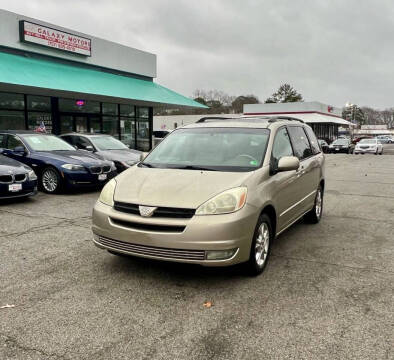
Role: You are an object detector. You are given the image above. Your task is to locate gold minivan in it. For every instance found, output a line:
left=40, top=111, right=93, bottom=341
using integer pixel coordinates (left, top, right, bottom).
left=92, top=117, right=325, bottom=275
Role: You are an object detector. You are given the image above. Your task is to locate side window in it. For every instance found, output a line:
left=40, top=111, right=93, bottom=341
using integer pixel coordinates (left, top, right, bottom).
left=304, top=126, right=321, bottom=155
left=75, top=136, right=91, bottom=150
left=7, top=135, right=25, bottom=150
left=61, top=136, right=74, bottom=145
left=272, top=127, right=294, bottom=166
left=287, top=126, right=313, bottom=160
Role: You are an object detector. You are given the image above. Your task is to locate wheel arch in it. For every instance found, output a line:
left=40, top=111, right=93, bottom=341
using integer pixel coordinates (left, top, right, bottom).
left=259, top=204, right=277, bottom=238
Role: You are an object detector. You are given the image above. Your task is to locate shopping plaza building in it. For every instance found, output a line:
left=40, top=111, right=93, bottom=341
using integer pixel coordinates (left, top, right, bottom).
left=0, top=9, right=205, bottom=151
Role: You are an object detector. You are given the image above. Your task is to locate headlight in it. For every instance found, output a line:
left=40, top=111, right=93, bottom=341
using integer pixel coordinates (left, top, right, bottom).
left=99, top=178, right=116, bottom=206
left=61, top=164, right=85, bottom=171
left=196, top=187, right=247, bottom=215
left=28, top=170, right=37, bottom=181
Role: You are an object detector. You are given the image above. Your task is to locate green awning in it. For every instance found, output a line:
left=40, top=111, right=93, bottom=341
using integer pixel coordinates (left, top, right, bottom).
left=0, top=51, right=207, bottom=108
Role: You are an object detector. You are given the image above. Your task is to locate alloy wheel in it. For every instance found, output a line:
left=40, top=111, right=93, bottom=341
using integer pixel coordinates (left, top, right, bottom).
left=255, top=223, right=270, bottom=267
left=42, top=169, right=58, bottom=193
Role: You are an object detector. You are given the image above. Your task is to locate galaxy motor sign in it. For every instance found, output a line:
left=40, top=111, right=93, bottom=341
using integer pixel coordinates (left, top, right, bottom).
left=20, top=21, right=91, bottom=56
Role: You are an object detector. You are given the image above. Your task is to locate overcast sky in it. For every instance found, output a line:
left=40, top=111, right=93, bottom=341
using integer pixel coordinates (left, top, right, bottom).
left=1, top=0, right=393, bottom=109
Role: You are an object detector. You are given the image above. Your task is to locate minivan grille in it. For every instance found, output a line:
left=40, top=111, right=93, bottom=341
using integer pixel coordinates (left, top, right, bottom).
left=110, top=217, right=185, bottom=233
left=114, top=201, right=195, bottom=219
left=97, top=235, right=206, bottom=260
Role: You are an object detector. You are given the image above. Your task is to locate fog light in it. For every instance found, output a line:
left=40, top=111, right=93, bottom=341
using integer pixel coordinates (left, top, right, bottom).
left=206, top=249, right=238, bottom=260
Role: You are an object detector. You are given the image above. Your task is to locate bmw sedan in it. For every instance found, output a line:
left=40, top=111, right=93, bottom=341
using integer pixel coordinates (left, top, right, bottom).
left=0, top=131, right=117, bottom=193
left=0, top=152, right=37, bottom=200
left=60, top=133, right=141, bottom=173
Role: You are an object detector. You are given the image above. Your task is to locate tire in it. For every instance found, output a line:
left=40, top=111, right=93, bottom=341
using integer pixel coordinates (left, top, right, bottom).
left=380, top=149, right=383, bottom=155
left=304, top=186, right=323, bottom=224
left=246, top=214, right=272, bottom=276
left=40, top=167, right=63, bottom=194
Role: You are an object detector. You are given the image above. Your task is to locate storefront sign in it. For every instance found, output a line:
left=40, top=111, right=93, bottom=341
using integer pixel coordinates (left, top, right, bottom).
left=19, top=21, right=91, bottom=56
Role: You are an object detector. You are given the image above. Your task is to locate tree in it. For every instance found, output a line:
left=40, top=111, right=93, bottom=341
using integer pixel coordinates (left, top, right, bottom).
left=265, top=84, right=304, bottom=103
left=231, top=95, right=259, bottom=113
left=343, top=104, right=365, bottom=125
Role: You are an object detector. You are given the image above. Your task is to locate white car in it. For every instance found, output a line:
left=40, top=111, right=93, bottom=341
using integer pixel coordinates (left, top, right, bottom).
left=354, top=138, right=383, bottom=155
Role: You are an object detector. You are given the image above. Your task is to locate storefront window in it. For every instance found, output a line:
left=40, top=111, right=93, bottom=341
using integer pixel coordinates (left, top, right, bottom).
left=137, top=120, right=150, bottom=151
left=28, top=112, right=52, bottom=133
left=60, top=115, right=73, bottom=134
left=102, top=103, right=118, bottom=115
left=0, top=110, right=25, bottom=130
left=27, top=96, right=51, bottom=111
left=120, top=104, right=135, bottom=117
left=59, top=98, right=100, bottom=113
left=138, top=107, right=149, bottom=118
left=103, top=116, right=119, bottom=137
left=120, top=117, right=135, bottom=148
left=0, top=92, right=24, bottom=110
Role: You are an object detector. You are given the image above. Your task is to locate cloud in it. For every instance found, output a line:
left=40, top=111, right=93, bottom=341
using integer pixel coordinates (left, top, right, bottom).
left=1, top=0, right=393, bottom=108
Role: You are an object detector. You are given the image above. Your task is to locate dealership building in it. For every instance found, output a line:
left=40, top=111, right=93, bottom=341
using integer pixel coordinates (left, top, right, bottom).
left=0, top=9, right=205, bottom=151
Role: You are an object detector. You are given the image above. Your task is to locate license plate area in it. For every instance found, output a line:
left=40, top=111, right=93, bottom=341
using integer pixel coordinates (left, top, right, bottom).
left=9, top=183, right=22, bottom=192
left=98, top=174, right=107, bottom=181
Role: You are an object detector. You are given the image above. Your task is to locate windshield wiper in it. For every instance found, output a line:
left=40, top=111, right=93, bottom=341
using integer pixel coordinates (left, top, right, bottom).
left=140, top=162, right=156, bottom=168
left=174, top=165, right=218, bottom=171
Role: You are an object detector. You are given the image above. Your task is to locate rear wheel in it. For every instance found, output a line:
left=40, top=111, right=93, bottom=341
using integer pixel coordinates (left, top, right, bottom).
left=305, top=186, right=323, bottom=224
left=246, top=214, right=272, bottom=276
left=41, top=167, right=62, bottom=194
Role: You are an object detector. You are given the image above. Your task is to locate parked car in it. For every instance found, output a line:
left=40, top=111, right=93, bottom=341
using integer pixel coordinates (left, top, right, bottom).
left=354, top=138, right=383, bottom=155
left=376, top=135, right=394, bottom=144
left=328, top=138, right=354, bottom=153
left=60, top=133, right=141, bottom=173
left=318, top=139, right=329, bottom=153
left=92, top=116, right=325, bottom=276
left=0, top=131, right=117, bottom=193
left=0, top=152, right=37, bottom=200
left=352, top=136, right=373, bottom=144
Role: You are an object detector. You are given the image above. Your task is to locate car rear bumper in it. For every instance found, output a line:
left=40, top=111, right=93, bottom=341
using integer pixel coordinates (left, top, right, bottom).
left=91, top=201, right=259, bottom=266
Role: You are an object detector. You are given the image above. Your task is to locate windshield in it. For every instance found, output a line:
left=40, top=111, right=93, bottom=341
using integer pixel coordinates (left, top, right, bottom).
left=359, top=139, right=376, bottom=144
left=142, top=127, right=270, bottom=172
left=90, top=136, right=128, bottom=151
left=24, top=135, right=75, bottom=151
left=332, top=139, right=348, bottom=145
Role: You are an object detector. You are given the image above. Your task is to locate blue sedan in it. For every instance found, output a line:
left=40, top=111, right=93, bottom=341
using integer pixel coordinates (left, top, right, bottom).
left=0, top=131, right=117, bottom=194
left=0, top=153, right=38, bottom=200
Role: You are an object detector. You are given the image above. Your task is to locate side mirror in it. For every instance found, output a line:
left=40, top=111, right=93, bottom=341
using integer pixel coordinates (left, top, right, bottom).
left=85, top=145, right=94, bottom=152
left=13, top=146, right=26, bottom=155
left=140, top=152, right=148, bottom=161
left=277, top=156, right=300, bottom=172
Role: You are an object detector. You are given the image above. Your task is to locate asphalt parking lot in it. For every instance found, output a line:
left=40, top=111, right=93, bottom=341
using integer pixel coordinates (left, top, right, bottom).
left=1, top=153, right=393, bottom=359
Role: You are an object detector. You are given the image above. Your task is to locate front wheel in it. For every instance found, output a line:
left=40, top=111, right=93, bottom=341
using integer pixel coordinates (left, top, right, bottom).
left=41, top=167, right=62, bottom=193
left=304, top=186, right=323, bottom=224
left=246, top=214, right=272, bottom=276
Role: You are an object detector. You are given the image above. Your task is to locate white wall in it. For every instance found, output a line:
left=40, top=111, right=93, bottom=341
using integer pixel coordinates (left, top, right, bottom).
left=0, top=9, right=156, bottom=78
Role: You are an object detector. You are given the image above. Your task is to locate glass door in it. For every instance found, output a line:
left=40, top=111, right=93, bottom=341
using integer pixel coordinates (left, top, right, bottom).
left=75, top=116, right=88, bottom=133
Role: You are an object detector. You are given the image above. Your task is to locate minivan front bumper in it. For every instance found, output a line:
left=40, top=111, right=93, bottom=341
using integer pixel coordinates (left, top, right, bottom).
left=91, top=201, right=259, bottom=266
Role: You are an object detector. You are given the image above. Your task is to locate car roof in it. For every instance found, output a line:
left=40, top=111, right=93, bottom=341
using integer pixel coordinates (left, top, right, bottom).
left=60, top=133, right=112, bottom=138
left=180, top=116, right=306, bottom=130
left=0, top=130, right=54, bottom=136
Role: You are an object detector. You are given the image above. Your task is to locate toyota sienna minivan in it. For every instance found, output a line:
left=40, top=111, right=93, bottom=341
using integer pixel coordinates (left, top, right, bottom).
left=92, top=116, right=325, bottom=275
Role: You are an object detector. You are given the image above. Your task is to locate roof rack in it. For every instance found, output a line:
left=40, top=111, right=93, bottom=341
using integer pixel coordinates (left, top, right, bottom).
left=267, top=116, right=304, bottom=123
left=196, top=116, right=233, bottom=123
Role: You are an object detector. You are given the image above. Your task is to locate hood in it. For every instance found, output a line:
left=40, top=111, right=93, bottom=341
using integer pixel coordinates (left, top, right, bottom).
left=0, top=155, right=30, bottom=174
left=34, top=150, right=108, bottom=165
left=95, top=149, right=141, bottom=163
left=114, top=166, right=253, bottom=208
